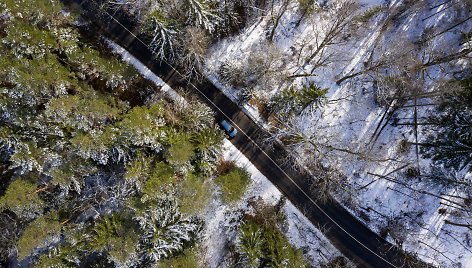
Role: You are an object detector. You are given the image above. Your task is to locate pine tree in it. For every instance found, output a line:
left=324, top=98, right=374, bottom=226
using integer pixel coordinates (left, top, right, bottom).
left=164, top=129, right=195, bottom=173
left=135, top=198, right=203, bottom=264
left=0, top=179, right=43, bottom=220
left=183, top=0, right=220, bottom=32
left=239, top=222, right=264, bottom=268
left=143, top=10, right=179, bottom=61
left=118, top=104, right=166, bottom=151
left=88, top=213, right=139, bottom=266
left=423, top=78, right=472, bottom=171
left=272, top=82, right=328, bottom=118
left=236, top=202, right=309, bottom=268
left=191, top=127, right=223, bottom=175
left=142, top=162, right=175, bottom=198
left=16, top=214, right=62, bottom=260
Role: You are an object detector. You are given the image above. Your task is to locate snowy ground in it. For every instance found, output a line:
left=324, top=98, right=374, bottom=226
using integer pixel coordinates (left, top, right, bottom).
left=104, top=38, right=187, bottom=105
left=200, top=140, right=346, bottom=267
left=104, top=40, right=346, bottom=266
left=203, top=0, right=472, bottom=267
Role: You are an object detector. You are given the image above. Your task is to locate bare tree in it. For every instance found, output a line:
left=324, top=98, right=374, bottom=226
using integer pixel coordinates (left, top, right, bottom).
left=336, top=34, right=417, bottom=85
left=291, top=0, right=360, bottom=77
left=177, top=26, right=211, bottom=79
left=267, top=0, right=291, bottom=42
left=245, top=41, right=287, bottom=89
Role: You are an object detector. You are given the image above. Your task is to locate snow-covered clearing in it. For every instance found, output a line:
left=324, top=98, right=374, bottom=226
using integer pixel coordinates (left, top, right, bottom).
left=203, top=0, right=472, bottom=266
left=200, top=140, right=346, bottom=267
left=105, top=40, right=345, bottom=266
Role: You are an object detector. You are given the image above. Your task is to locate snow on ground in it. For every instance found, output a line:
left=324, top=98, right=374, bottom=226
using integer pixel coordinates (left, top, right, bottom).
left=203, top=0, right=472, bottom=266
left=200, top=139, right=346, bottom=267
left=104, top=38, right=187, bottom=105
left=105, top=41, right=345, bottom=267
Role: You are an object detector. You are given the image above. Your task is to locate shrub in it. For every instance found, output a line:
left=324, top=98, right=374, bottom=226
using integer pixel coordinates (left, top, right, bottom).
left=157, top=247, right=200, bottom=268
left=178, top=174, right=211, bottom=215
left=215, top=165, right=250, bottom=203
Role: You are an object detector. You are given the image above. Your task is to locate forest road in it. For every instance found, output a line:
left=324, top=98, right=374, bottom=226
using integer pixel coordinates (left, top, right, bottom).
left=68, top=1, right=433, bottom=267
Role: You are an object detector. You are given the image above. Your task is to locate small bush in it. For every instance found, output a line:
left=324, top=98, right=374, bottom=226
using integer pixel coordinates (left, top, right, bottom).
left=158, top=247, right=199, bottom=268
left=178, top=174, right=211, bottom=215
left=215, top=165, right=250, bottom=203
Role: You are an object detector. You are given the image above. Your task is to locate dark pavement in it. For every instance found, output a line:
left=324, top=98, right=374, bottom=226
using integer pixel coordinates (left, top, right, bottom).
left=67, top=1, right=434, bottom=267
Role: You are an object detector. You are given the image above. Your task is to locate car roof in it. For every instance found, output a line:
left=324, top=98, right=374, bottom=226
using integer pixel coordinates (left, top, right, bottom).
left=220, top=119, right=232, bottom=129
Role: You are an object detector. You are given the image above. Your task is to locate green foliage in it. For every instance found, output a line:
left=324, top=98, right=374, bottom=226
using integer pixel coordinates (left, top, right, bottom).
left=88, top=213, right=139, bottom=264
left=118, top=104, right=165, bottom=150
left=178, top=174, right=211, bottom=215
left=70, top=129, right=116, bottom=164
left=238, top=202, right=309, bottom=268
left=67, top=45, right=137, bottom=89
left=136, top=198, right=203, bottom=264
left=191, top=127, right=223, bottom=175
left=157, top=247, right=200, bottom=268
left=273, top=83, right=327, bottom=117
left=297, top=83, right=328, bottom=110
left=143, top=9, right=179, bottom=60
left=165, top=130, right=195, bottom=168
left=0, top=1, right=222, bottom=266
left=297, top=0, right=317, bottom=16
left=124, top=152, right=153, bottom=182
left=35, top=253, right=68, bottom=268
left=3, top=0, right=65, bottom=27
left=191, top=127, right=223, bottom=154
left=0, top=179, right=43, bottom=219
left=46, top=157, right=97, bottom=189
left=143, top=162, right=176, bottom=197
left=9, top=141, right=47, bottom=175
left=239, top=222, right=264, bottom=267
left=180, top=100, right=215, bottom=131
left=45, top=92, right=124, bottom=132
left=215, top=165, right=250, bottom=203
left=17, top=214, right=62, bottom=260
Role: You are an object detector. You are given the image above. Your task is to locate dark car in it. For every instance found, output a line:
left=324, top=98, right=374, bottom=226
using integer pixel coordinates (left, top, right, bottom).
left=219, top=119, right=238, bottom=139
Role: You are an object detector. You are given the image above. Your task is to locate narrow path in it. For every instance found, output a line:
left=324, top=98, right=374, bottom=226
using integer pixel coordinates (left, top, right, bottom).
left=68, top=1, right=434, bottom=267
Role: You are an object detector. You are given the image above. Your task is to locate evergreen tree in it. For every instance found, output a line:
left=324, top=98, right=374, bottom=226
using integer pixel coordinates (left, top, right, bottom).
left=183, top=0, right=220, bottom=32
left=239, top=222, right=264, bottom=268
left=0, top=179, right=43, bottom=220
left=0, top=0, right=224, bottom=266
left=135, top=198, right=203, bottom=264
left=423, top=78, right=472, bottom=171
left=88, top=213, right=139, bottom=266
left=143, top=10, right=179, bottom=60
left=16, top=214, right=62, bottom=260
left=272, top=82, right=328, bottom=118
left=236, top=201, right=309, bottom=268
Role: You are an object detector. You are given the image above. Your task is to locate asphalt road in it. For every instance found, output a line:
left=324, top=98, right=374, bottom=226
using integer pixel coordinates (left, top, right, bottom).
left=68, top=1, right=434, bottom=267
